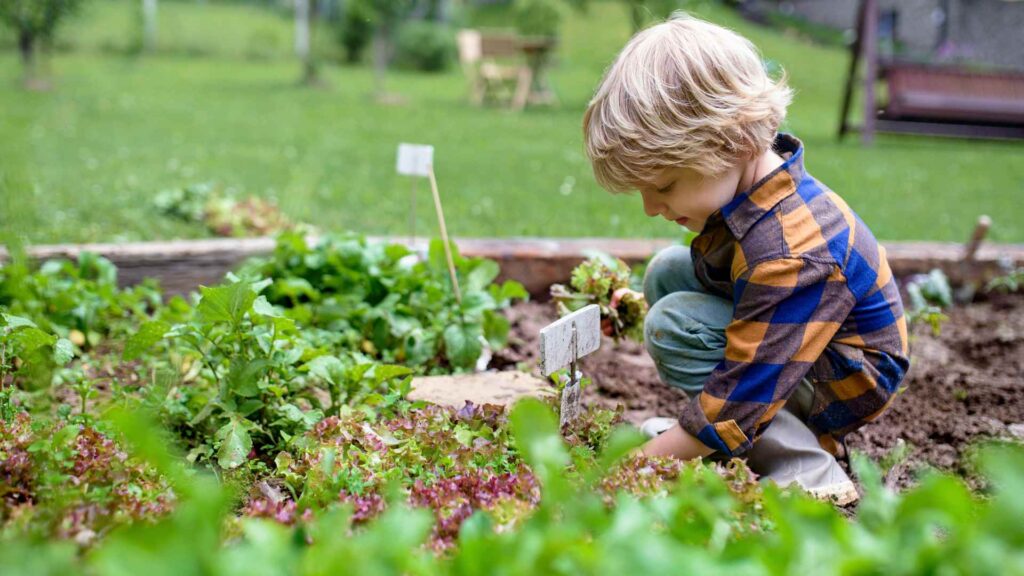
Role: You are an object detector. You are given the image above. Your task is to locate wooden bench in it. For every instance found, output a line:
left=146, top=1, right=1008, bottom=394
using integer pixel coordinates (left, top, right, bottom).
left=839, top=0, right=1024, bottom=142
left=456, top=29, right=531, bottom=109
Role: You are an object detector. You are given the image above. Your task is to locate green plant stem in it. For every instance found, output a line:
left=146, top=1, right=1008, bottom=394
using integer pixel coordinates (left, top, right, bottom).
left=269, top=323, right=277, bottom=359
left=79, top=387, right=88, bottom=424
left=196, top=347, right=222, bottom=389
left=205, top=333, right=232, bottom=365
left=0, top=340, right=7, bottom=388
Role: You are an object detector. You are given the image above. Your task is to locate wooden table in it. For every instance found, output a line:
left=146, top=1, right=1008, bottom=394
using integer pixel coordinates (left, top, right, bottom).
left=512, top=36, right=559, bottom=111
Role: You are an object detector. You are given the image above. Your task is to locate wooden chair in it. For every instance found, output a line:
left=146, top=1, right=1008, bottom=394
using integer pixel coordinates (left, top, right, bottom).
left=839, top=0, right=1024, bottom=143
left=457, top=29, right=532, bottom=109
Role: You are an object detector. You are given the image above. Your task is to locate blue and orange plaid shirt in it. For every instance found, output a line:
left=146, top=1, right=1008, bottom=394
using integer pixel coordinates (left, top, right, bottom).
left=680, top=134, right=910, bottom=457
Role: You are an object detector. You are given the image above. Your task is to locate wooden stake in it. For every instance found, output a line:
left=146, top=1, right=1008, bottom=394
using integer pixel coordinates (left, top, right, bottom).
left=427, top=166, right=461, bottom=304
left=955, top=214, right=993, bottom=303
left=409, top=178, right=417, bottom=245
left=963, top=215, right=992, bottom=265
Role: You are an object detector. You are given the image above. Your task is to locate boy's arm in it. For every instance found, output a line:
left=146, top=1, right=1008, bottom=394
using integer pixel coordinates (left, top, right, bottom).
left=641, top=424, right=713, bottom=460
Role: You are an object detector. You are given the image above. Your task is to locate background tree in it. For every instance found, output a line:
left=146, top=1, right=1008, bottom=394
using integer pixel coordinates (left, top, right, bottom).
left=141, top=0, right=157, bottom=52
left=0, top=0, right=85, bottom=87
left=295, top=0, right=322, bottom=85
left=356, top=0, right=415, bottom=101
left=622, top=0, right=689, bottom=33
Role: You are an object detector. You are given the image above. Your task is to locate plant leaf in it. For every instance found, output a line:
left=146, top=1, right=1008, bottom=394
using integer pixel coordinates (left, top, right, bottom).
left=252, top=295, right=284, bottom=318
left=371, top=364, right=414, bottom=385
left=227, top=359, right=269, bottom=398
left=216, top=419, right=252, bottom=469
left=465, top=260, right=500, bottom=291
left=306, top=355, right=346, bottom=386
left=0, top=313, right=36, bottom=330
left=124, top=320, right=171, bottom=361
left=11, top=326, right=56, bottom=356
left=482, top=311, right=510, bottom=349
left=197, top=283, right=257, bottom=326
left=443, top=323, right=483, bottom=369
left=52, top=338, right=75, bottom=365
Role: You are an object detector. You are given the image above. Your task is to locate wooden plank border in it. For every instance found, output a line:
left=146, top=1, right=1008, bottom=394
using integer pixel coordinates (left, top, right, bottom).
left=3, top=237, right=1023, bottom=298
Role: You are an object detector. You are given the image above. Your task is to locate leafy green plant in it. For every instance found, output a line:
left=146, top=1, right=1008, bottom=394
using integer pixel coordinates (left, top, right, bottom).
left=148, top=278, right=410, bottom=470
left=0, top=252, right=161, bottom=348
left=551, top=255, right=647, bottom=342
left=153, top=183, right=296, bottom=238
left=0, top=412, right=174, bottom=544
left=0, top=311, right=74, bottom=391
left=7, top=394, right=1024, bottom=575
left=240, top=232, right=527, bottom=372
left=905, top=268, right=952, bottom=336
left=985, top=267, right=1024, bottom=294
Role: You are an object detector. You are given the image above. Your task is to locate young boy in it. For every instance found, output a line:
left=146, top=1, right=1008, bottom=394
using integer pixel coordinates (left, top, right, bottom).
left=582, top=15, right=909, bottom=504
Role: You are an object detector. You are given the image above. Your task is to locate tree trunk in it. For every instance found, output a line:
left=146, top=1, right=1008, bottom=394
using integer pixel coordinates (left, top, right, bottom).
left=372, top=24, right=389, bottom=98
left=295, top=0, right=310, bottom=59
left=295, top=0, right=318, bottom=84
left=18, top=30, right=38, bottom=85
left=142, top=0, right=159, bottom=52
left=18, top=30, right=34, bottom=68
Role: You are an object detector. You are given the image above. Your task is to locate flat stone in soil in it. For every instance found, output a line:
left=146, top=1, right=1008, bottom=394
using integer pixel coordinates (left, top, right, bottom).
left=409, top=371, right=555, bottom=409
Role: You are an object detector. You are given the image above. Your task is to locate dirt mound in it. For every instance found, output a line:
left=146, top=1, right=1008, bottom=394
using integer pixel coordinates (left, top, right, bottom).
left=846, top=294, right=1024, bottom=488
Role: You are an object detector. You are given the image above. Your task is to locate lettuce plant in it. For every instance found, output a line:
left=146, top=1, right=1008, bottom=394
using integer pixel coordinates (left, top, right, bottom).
left=551, top=255, right=647, bottom=342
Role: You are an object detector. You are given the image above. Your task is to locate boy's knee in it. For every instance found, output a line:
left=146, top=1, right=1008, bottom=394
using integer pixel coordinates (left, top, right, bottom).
left=644, top=292, right=729, bottom=394
left=643, top=291, right=729, bottom=357
left=643, top=245, right=696, bottom=304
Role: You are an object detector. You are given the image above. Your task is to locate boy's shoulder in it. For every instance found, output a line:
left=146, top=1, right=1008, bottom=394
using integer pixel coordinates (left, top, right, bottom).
left=727, top=136, right=885, bottom=287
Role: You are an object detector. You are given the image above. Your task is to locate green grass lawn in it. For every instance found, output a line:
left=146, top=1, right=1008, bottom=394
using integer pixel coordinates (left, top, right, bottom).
left=1, top=0, right=1022, bottom=245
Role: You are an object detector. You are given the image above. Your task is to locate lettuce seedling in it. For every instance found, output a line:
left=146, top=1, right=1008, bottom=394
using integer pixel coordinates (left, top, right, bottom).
left=550, top=256, right=647, bottom=343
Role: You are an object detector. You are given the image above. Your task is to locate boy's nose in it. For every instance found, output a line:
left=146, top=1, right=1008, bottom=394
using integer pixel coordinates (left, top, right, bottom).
left=641, top=192, right=663, bottom=218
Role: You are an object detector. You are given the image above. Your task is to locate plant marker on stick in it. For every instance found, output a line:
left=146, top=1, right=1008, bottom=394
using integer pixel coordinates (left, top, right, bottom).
left=397, top=143, right=461, bottom=303
left=539, top=304, right=600, bottom=426
left=956, top=214, right=992, bottom=303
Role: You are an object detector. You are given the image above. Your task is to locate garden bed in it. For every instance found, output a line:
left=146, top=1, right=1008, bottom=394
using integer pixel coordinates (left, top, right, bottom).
left=496, top=293, right=1024, bottom=490
left=4, top=233, right=1024, bottom=572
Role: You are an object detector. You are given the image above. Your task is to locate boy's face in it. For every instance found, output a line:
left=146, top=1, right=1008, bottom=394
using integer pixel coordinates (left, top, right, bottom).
left=636, top=163, right=745, bottom=233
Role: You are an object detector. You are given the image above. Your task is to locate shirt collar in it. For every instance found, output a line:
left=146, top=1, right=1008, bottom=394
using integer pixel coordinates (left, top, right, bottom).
left=714, top=133, right=806, bottom=240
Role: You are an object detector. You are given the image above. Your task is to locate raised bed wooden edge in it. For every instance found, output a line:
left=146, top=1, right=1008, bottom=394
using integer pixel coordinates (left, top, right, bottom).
left=2, top=237, right=1023, bottom=298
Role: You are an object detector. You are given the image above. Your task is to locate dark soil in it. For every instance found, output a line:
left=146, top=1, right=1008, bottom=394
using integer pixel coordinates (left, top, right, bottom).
left=497, top=293, right=1024, bottom=490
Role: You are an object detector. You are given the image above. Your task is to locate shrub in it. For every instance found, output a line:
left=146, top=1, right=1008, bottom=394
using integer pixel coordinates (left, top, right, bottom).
left=393, top=20, right=455, bottom=73
left=337, top=0, right=374, bottom=64
left=514, top=0, right=564, bottom=38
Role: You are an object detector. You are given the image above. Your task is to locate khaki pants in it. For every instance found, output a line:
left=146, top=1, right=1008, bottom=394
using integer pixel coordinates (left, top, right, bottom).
left=643, top=246, right=855, bottom=500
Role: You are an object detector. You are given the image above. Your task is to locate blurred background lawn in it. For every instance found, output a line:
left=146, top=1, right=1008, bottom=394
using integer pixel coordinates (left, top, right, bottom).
left=1, top=0, right=1022, bottom=245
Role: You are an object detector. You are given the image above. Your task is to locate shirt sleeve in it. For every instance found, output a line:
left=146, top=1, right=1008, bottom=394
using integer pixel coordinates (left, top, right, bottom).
left=678, top=257, right=856, bottom=456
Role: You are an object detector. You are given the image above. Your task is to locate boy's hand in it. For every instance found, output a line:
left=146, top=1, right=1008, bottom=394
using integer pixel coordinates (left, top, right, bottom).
left=601, top=288, right=645, bottom=337
left=639, top=423, right=714, bottom=461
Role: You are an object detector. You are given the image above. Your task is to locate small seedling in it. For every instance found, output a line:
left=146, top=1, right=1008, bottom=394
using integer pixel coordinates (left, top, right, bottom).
left=985, top=266, right=1024, bottom=294
left=905, top=269, right=951, bottom=335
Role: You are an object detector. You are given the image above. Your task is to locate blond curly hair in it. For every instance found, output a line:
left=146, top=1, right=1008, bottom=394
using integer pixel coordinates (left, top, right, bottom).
left=583, top=13, right=793, bottom=192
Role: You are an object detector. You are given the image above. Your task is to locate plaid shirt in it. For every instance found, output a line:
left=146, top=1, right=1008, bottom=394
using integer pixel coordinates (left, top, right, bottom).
left=680, top=134, right=910, bottom=457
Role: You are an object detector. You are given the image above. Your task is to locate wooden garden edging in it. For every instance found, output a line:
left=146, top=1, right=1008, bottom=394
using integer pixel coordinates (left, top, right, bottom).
left=2, top=237, right=1023, bottom=298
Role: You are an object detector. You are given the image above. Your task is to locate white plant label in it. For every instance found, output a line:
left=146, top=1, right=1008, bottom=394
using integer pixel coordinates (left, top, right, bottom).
left=539, top=304, right=601, bottom=376
left=396, top=143, right=434, bottom=177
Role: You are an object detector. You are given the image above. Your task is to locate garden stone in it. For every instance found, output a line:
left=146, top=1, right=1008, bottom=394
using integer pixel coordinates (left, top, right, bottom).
left=409, top=370, right=554, bottom=409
